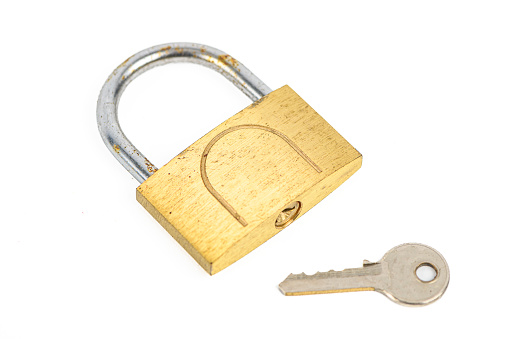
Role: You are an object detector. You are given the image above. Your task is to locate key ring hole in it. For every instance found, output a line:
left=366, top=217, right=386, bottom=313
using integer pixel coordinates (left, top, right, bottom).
left=415, top=263, right=438, bottom=283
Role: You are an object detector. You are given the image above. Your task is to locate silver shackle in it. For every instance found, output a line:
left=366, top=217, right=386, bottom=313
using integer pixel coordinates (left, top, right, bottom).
left=96, top=43, right=272, bottom=183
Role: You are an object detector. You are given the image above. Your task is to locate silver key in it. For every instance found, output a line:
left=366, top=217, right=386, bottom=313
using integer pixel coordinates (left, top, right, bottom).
left=278, top=243, right=449, bottom=306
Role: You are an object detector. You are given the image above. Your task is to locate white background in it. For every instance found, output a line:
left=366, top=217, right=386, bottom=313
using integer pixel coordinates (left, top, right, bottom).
left=1, top=1, right=508, bottom=338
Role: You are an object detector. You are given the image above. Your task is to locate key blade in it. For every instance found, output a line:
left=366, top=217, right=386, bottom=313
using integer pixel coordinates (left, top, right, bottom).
left=279, top=263, right=389, bottom=296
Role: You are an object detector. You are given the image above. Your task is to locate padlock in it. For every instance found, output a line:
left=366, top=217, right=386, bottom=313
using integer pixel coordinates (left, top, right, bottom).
left=97, top=43, right=362, bottom=275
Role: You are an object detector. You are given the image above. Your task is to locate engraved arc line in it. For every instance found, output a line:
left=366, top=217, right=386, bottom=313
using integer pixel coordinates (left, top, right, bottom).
left=200, top=124, right=322, bottom=227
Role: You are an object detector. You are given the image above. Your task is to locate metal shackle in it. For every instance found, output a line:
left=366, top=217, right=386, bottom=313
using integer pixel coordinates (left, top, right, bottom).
left=97, top=43, right=272, bottom=183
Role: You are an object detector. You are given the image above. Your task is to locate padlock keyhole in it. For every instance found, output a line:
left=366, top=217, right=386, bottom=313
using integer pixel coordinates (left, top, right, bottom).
left=275, top=201, right=302, bottom=229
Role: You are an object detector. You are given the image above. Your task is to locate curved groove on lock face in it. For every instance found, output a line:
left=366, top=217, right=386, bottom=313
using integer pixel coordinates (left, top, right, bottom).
left=200, top=124, right=322, bottom=227
left=275, top=201, right=302, bottom=229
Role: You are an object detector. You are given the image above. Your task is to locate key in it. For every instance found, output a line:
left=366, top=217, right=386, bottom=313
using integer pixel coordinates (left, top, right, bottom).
left=278, top=243, right=449, bottom=306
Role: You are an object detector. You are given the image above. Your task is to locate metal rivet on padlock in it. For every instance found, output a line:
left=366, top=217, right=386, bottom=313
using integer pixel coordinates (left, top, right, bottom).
left=97, top=43, right=362, bottom=275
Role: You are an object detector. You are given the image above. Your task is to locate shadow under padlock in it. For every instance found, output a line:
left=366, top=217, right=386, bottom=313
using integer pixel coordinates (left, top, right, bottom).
left=97, top=43, right=362, bottom=275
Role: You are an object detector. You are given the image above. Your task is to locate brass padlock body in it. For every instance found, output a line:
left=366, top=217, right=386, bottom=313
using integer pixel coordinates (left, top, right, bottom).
left=137, top=85, right=362, bottom=274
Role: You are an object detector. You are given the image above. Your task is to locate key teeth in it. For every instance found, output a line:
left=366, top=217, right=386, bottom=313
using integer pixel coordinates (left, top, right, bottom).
left=285, top=271, right=332, bottom=280
left=304, top=271, right=333, bottom=278
left=286, top=267, right=369, bottom=281
left=285, top=272, right=307, bottom=280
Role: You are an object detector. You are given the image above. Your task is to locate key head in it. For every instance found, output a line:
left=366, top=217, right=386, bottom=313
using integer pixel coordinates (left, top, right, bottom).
left=380, top=243, right=449, bottom=306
